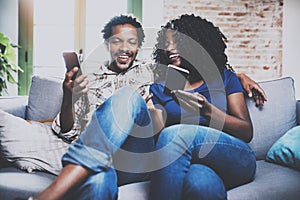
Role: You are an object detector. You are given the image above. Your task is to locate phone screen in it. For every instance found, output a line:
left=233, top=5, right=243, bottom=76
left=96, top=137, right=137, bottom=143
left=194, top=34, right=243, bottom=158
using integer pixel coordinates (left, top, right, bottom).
left=63, top=52, right=81, bottom=80
left=0, top=43, right=6, bottom=54
left=163, top=65, right=189, bottom=95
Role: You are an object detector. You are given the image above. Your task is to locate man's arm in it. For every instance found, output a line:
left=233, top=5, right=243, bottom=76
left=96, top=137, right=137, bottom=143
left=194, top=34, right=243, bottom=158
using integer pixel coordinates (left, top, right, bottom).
left=32, top=164, right=90, bottom=200
left=60, top=67, right=89, bottom=132
left=236, top=73, right=267, bottom=107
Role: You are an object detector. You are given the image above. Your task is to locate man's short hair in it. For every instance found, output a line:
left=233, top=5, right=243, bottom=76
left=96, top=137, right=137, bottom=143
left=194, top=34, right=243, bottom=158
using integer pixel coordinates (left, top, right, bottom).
left=101, top=14, right=145, bottom=48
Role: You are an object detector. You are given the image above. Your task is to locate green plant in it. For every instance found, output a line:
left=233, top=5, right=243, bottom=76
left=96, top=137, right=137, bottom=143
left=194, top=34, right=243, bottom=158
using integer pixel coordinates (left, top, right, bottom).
left=0, top=32, right=23, bottom=96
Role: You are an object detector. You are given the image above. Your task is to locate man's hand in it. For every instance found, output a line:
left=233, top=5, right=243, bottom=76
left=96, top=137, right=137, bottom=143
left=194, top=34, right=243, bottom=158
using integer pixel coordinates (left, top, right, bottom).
left=144, top=93, right=166, bottom=141
left=237, top=73, right=267, bottom=107
left=63, top=67, right=89, bottom=103
left=60, top=67, right=89, bottom=133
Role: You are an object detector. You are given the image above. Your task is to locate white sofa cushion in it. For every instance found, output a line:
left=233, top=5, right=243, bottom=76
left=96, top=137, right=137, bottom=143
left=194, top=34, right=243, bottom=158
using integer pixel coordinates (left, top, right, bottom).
left=0, top=110, right=68, bottom=175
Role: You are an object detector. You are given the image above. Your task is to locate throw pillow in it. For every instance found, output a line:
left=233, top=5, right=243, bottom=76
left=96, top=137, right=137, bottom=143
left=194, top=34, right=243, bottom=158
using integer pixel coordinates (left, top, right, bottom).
left=26, top=75, right=63, bottom=121
left=266, top=126, right=300, bottom=171
left=0, top=109, right=69, bottom=175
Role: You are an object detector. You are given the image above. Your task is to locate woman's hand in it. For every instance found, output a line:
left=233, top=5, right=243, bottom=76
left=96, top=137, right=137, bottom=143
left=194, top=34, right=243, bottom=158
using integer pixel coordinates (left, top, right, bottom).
left=172, top=90, right=212, bottom=116
left=173, top=90, right=253, bottom=142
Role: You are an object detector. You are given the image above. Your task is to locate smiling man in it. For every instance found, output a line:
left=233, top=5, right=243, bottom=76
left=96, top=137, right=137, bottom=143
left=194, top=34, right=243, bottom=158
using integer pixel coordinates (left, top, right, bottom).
left=53, top=15, right=153, bottom=143
left=107, top=24, right=139, bottom=72
left=31, top=15, right=155, bottom=200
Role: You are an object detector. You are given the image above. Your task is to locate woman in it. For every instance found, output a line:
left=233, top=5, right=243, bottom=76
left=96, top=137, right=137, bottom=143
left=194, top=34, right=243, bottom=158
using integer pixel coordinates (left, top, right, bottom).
left=149, top=14, right=256, bottom=200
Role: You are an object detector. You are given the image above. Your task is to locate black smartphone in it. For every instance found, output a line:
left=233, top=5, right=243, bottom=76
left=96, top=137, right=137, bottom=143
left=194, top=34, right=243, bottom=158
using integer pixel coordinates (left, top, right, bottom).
left=0, top=43, right=6, bottom=54
left=163, top=64, right=189, bottom=95
left=63, top=52, right=81, bottom=80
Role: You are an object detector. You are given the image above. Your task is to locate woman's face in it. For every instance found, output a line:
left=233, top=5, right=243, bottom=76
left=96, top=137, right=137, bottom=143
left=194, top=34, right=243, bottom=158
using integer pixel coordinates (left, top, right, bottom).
left=164, top=29, right=181, bottom=67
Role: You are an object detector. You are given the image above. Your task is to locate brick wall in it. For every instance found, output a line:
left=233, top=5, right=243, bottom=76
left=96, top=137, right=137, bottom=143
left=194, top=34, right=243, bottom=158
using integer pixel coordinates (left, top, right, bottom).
left=163, top=0, right=283, bottom=81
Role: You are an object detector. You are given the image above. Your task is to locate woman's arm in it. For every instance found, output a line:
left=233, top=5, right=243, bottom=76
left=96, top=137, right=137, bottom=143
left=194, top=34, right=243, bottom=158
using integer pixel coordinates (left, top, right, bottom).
left=173, top=90, right=253, bottom=143
left=212, top=92, right=253, bottom=142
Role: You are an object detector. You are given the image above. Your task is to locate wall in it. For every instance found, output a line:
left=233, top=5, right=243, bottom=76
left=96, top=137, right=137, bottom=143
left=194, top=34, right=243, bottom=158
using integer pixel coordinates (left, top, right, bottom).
left=162, top=0, right=283, bottom=82
left=283, top=0, right=300, bottom=99
left=2, top=0, right=299, bottom=97
left=0, top=0, right=19, bottom=96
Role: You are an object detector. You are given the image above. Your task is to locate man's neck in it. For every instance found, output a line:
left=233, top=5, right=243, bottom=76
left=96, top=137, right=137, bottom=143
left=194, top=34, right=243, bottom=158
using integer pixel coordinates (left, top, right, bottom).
left=108, top=60, right=136, bottom=73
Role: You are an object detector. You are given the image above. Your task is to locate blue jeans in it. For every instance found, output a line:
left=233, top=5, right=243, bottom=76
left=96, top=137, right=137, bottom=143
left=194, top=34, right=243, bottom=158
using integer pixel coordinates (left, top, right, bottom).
left=62, top=87, right=155, bottom=200
left=150, top=124, right=256, bottom=200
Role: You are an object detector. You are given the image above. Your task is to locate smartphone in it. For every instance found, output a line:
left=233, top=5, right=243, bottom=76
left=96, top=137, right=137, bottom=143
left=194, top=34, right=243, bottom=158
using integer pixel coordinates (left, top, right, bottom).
left=163, top=64, right=189, bottom=95
left=63, top=52, right=81, bottom=80
left=0, top=43, right=6, bottom=54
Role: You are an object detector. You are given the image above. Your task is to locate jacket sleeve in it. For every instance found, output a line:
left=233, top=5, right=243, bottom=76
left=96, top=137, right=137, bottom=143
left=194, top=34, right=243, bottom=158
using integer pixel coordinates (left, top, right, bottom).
left=51, top=94, right=90, bottom=143
left=51, top=112, right=81, bottom=143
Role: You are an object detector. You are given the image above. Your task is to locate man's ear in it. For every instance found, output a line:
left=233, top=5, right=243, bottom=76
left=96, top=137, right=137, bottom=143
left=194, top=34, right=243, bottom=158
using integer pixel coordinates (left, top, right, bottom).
left=105, top=40, right=109, bottom=51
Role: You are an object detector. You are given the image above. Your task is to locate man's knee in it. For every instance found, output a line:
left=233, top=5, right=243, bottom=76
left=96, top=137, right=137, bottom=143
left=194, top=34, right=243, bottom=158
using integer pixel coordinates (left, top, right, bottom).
left=115, top=86, right=141, bottom=102
left=76, top=168, right=118, bottom=199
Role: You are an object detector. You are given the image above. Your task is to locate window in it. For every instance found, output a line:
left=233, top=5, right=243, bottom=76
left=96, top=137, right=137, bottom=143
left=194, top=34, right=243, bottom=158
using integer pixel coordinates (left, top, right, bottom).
left=33, top=0, right=75, bottom=77
left=18, top=0, right=143, bottom=94
left=85, top=0, right=126, bottom=56
left=32, top=0, right=126, bottom=78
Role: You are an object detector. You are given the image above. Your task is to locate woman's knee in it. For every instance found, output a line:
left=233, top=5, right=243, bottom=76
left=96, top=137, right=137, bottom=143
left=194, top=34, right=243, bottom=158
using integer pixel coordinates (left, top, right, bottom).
left=157, top=125, right=208, bottom=151
left=183, top=164, right=227, bottom=200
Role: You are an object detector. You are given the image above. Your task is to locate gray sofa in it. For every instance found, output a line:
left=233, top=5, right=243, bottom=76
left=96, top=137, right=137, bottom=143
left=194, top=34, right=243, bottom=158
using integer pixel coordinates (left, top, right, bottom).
left=0, top=75, right=300, bottom=200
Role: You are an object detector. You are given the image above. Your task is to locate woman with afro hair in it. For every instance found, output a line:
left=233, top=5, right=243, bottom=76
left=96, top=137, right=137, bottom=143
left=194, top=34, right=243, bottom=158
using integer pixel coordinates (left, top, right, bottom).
left=149, top=14, right=257, bottom=200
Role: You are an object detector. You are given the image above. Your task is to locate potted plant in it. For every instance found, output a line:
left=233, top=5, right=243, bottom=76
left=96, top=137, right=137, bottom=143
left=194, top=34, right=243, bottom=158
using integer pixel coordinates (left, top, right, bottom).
left=0, top=32, right=23, bottom=96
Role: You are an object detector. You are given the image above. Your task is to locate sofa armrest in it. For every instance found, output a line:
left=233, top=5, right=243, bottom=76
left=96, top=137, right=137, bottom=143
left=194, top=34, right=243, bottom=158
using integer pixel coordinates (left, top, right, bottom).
left=297, top=100, right=300, bottom=125
left=0, top=96, right=28, bottom=119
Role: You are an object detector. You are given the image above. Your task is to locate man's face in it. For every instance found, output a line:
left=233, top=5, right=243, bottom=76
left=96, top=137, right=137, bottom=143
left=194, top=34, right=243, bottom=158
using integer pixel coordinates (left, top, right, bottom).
left=107, top=24, right=139, bottom=72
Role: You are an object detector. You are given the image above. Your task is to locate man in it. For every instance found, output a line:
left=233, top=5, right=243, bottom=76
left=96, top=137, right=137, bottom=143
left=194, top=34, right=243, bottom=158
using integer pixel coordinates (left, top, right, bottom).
left=53, top=15, right=153, bottom=143
left=32, top=14, right=267, bottom=200
left=33, top=14, right=155, bottom=200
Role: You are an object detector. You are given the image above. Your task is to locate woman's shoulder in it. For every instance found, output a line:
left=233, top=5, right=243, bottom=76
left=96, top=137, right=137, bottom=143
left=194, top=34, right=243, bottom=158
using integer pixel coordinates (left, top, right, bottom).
left=222, top=69, right=244, bottom=94
left=222, top=69, right=241, bottom=84
left=223, top=69, right=237, bottom=79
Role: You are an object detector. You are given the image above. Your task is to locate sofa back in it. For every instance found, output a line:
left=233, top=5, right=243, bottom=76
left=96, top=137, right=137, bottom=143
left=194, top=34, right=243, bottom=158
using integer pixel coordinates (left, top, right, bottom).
left=27, top=75, right=297, bottom=160
left=246, top=77, right=297, bottom=160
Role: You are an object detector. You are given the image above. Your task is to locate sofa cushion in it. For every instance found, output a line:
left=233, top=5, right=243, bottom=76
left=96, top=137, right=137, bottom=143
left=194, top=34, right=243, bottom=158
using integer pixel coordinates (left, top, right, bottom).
left=227, top=160, right=300, bottom=200
left=246, top=77, right=297, bottom=160
left=297, top=100, right=300, bottom=125
left=0, top=96, right=28, bottom=119
left=26, top=75, right=63, bottom=121
left=118, top=161, right=300, bottom=200
left=117, top=160, right=300, bottom=200
left=266, top=126, right=300, bottom=171
left=118, top=181, right=150, bottom=200
left=0, top=167, right=56, bottom=200
left=0, top=110, right=68, bottom=175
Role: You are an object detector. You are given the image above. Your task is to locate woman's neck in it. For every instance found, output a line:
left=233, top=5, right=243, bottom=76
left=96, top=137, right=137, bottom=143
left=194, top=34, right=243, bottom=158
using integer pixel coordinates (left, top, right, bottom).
left=184, top=80, right=204, bottom=90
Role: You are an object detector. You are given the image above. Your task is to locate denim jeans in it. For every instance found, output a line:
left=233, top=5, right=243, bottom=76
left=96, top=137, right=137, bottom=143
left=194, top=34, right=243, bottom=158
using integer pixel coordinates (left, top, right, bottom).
left=150, top=124, right=256, bottom=200
left=62, top=87, right=155, bottom=200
